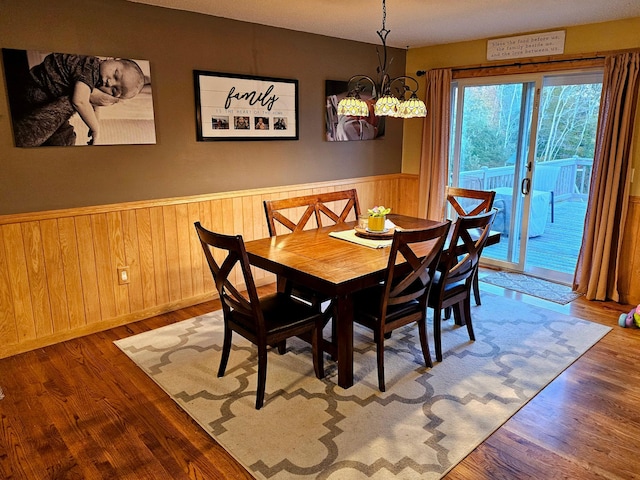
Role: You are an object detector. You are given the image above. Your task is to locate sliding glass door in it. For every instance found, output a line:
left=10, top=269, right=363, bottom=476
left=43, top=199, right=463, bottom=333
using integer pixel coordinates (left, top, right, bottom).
left=449, top=71, right=602, bottom=284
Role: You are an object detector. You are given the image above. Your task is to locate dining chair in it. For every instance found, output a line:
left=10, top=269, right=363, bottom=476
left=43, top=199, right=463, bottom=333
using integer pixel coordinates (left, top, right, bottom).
left=264, top=188, right=360, bottom=303
left=428, top=209, right=497, bottom=362
left=352, top=221, right=451, bottom=391
left=263, top=189, right=361, bottom=356
left=446, top=186, right=496, bottom=218
left=264, top=188, right=361, bottom=236
left=445, top=186, right=496, bottom=306
left=194, top=222, right=327, bottom=410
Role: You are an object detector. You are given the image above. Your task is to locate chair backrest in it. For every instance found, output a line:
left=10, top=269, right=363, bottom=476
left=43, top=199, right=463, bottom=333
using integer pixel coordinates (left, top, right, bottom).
left=264, top=189, right=361, bottom=236
left=194, top=222, right=264, bottom=330
left=440, top=209, right=497, bottom=288
left=380, top=221, right=451, bottom=318
left=446, top=186, right=496, bottom=219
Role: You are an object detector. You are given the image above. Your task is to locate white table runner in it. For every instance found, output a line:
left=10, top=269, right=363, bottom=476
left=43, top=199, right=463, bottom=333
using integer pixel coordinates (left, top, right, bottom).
left=329, top=229, right=393, bottom=249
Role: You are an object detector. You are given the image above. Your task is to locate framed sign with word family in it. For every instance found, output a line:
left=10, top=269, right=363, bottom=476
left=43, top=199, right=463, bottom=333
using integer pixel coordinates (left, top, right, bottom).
left=194, top=70, right=298, bottom=141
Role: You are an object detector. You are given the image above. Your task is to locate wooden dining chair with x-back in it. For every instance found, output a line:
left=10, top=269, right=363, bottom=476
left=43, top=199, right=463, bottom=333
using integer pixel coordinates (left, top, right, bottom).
left=194, top=222, right=328, bottom=409
left=264, top=188, right=361, bottom=236
left=352, top=221, right=451, bottom=391
left=263, top=189, right=360, bottom=305
left=428, top=209, right=497, bottom=362
left=445, top=186, right=496, bottom=306
left=263, top=189, right=361, bottom=356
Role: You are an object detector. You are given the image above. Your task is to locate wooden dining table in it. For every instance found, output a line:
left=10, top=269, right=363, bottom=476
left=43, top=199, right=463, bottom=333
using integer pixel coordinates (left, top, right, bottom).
left=244, top=213, right=500, bottom=389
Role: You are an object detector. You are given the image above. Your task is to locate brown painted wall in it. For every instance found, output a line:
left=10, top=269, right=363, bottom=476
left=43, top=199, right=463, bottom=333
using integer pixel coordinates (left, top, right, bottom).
left=0, top=0, right=406, bottom=215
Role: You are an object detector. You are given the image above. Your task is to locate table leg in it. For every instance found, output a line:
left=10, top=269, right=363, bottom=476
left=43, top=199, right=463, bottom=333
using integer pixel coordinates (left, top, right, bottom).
left=335, top=294, right=354, bottom=388
left=276, top=275, right=288, bottom=293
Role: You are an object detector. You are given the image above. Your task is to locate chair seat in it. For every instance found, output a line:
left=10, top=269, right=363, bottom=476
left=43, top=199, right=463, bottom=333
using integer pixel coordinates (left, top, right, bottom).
left=354, top=286, right=422, bottom=326
left=258, top=293, right=326, bottom=333
left=430, top=271, right=467, bottom=297
left=227, top=293, right=324, bottom=336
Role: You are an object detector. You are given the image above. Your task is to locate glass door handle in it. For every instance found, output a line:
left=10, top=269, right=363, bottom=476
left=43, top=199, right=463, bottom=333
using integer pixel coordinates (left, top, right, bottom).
left=521, top=177, right=531, bottom=195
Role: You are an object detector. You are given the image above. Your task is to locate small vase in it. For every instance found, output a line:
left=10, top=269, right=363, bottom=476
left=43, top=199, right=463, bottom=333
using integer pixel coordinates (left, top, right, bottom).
left=368, top=215, right=386, bottom=232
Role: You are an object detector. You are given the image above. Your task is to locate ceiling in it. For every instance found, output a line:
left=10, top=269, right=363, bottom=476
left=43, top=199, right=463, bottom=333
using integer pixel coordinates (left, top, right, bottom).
left=128, top=0, right=640, bottom=49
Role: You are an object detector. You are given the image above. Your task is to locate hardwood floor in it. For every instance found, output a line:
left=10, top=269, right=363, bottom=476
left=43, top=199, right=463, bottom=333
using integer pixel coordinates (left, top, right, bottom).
left=1, top=282, right=639, bottom=479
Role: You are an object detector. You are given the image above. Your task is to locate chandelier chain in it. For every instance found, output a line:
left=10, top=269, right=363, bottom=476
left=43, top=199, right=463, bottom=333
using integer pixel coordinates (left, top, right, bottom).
left=382, top=0, right=386, bottom=30
left=378, top=0, right=390, bottom=43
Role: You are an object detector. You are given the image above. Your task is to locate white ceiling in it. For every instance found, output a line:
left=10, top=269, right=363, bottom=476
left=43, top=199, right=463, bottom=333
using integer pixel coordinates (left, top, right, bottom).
left=127, top=0, right=640, bottom=48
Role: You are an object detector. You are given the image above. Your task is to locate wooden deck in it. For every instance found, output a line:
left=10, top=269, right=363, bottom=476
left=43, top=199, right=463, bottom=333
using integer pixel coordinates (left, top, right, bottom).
left=484, top=199, right=588, bottom=275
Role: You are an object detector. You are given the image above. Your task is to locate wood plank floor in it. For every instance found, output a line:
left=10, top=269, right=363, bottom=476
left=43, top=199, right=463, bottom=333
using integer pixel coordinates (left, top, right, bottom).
left=1, top=281, right=639, bottom=479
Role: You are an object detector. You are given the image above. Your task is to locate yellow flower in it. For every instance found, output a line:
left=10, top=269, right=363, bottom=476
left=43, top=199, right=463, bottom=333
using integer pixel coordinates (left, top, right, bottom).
left=367, top=206, right=391, bottom=217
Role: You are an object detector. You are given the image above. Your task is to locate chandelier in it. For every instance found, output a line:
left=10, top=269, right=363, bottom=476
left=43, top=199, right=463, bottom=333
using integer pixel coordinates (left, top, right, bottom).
left=337, top=0, right=427, bottom=119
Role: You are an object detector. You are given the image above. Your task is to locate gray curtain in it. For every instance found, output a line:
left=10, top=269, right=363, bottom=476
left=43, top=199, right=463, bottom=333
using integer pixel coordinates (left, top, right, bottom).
left=418, top=69, right=452, bottom=220
left=573, top=52, right=640, bottom=301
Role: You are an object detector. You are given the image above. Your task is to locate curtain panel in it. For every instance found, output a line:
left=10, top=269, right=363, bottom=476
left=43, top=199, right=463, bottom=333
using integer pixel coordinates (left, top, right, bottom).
left=418, top=69, right=452, bottom=220
left=574, top=52, right=640, bottom=301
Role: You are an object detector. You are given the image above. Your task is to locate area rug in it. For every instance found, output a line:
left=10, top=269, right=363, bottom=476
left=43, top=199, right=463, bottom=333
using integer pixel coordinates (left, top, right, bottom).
left=480, top=271, right=583, bottom=304
left=115, top=294, right=610, bottom=479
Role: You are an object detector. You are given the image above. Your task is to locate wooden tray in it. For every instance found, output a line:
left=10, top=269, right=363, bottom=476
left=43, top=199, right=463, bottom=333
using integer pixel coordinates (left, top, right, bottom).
left=354, top=226, right=395, bottom=240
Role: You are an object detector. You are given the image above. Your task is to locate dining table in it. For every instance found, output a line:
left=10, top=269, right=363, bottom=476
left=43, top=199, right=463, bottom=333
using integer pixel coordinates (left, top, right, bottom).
left=244, top=213, right=500, bottom=389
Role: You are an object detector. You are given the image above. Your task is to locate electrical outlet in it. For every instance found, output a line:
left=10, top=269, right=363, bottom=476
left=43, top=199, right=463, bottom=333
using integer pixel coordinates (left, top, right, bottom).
left=117, top=266, right=130, bottom=285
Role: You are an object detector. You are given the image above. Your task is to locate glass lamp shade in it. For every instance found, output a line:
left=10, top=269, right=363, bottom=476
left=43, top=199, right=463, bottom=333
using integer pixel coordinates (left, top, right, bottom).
left=337, top=96, right=370, bottom=117
left=374, top=94, right=400, bottom=117
left=398, top=95, right=427, bottom=118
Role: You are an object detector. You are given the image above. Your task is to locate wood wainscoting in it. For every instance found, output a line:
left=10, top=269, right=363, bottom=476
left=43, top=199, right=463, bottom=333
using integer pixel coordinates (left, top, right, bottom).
left=619, top=195, right=640, bottom=305
left=0, top=174, right=419, bottom=358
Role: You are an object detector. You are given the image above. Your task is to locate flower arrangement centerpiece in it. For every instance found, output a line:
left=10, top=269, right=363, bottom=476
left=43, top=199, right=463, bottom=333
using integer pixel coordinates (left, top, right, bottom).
left=367, top=205, right=391, bottom=232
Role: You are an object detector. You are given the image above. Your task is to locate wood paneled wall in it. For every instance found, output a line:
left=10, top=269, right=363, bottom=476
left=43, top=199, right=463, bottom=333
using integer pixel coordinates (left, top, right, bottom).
left=619, top=195, right=640, bottom=305
left=3, top=175, right=639, bottom=359
left=0, top=174, right=419, bottom=358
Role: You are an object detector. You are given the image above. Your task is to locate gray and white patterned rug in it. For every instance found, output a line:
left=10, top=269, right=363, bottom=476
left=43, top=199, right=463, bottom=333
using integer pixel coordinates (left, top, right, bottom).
left=115, top=293, right=610, bottom=479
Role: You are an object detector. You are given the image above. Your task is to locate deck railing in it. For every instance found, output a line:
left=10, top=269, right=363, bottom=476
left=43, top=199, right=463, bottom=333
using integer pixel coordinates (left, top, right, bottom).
left=459, top=156, right=593, bottom=200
